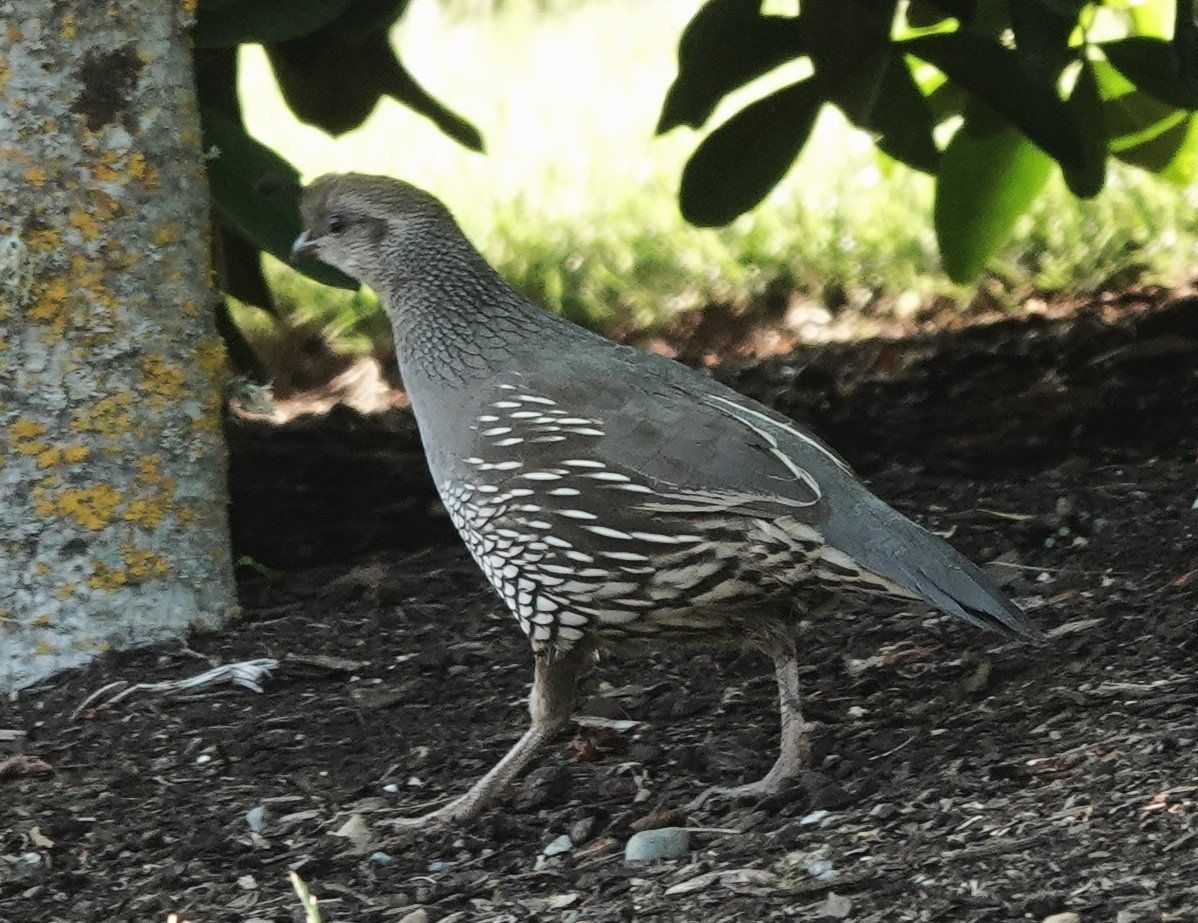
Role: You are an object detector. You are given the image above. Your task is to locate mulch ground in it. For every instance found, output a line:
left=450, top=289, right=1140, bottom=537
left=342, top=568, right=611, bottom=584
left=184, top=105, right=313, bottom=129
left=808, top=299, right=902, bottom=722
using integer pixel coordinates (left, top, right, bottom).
left=2, top=289, right=1196, bottom=923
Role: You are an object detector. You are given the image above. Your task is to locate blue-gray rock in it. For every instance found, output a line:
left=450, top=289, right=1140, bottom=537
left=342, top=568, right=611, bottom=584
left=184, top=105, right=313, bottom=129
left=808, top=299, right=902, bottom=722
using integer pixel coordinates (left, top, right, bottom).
left=624, top=827, right=691, bottom=863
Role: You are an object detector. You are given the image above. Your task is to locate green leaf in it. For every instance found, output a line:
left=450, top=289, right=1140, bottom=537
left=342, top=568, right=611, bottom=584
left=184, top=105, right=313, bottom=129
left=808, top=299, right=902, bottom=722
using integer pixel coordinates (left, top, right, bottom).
left=267, top=28, right=482, bottom=149
left=1105, top=89, right=1184, bottom=149
left=829, top=53, right=941, bottom=173
left=1158, top=114, right=1198, bottom=184
left=869, top=56, right=941, bottom=173
left=381, top=43, right=484, bottom=152
left=197, top=0, right=248, bottom=12
left=236, top=555, right=287, bottom=582
left=1032, top=0, right=1089, bottom=20
left=679, top=79, right=823, bottom=227
left=1114, top=111, right=1196, bottom=175
left=327, top=0, right=410, bottom=45
left=658, top=0, right=804, bottom=133
left=908, top=0, right=979, bottom=25
left=1127, top=0, right=1175, bottom=40
left=902, top=31, right=1087, bottom=170
left=907, top=0, right=961, bottom=28
left=925, top=78, right=967, bottom=121
left=194, top=0, right=353, bottom=48
left=1102, top=37, right=1198, bottom=109
left=201, top=106, right=355, bottom=290
left=1010, top=0, right=1078, bottom=81
left=1063, top=58, right=1107, bottom=198
left=1090, top=59, right=1186, bottom=152
left=934, top=107, right=1053, bottom=282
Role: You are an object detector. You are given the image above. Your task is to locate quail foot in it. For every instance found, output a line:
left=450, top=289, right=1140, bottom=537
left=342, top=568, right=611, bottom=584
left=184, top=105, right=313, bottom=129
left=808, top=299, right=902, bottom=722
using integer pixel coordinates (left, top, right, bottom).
left=292, top=173, right=1038, bottom=827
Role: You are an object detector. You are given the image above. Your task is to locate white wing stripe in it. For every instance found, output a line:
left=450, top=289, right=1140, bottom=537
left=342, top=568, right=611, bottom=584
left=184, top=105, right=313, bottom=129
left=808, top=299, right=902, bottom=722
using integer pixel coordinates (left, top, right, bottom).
left=703, top=396, right=824, bottom=505
left=705, top=395, right=853, bottom=474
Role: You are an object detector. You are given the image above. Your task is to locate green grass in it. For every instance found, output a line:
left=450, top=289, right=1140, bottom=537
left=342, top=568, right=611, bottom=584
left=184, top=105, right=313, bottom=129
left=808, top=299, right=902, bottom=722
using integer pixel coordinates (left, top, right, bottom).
left=237, top=0, right=1198, bottom=349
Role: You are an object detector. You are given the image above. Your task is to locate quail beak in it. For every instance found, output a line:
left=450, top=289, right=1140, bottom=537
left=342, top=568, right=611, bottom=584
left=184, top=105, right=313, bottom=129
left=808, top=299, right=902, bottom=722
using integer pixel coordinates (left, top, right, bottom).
left=290, top=230, right=318, bottom=264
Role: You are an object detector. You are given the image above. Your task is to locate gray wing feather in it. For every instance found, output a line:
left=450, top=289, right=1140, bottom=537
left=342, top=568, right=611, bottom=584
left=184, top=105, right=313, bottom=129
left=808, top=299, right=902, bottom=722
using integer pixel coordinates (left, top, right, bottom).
left=509, top=331, right=1037, bottom=638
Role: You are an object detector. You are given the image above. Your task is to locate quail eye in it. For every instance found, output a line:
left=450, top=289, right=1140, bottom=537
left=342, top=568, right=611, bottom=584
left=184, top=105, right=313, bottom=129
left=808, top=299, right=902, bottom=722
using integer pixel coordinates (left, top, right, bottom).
left=327, top=214, right=346, bottom=235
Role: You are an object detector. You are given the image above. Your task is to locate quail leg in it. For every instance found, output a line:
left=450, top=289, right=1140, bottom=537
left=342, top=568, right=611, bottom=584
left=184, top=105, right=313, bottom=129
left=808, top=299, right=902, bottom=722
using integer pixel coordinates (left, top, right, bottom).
left=393, top=646, right=585, bottom=828
left=690, top=636, right=811, bottom=807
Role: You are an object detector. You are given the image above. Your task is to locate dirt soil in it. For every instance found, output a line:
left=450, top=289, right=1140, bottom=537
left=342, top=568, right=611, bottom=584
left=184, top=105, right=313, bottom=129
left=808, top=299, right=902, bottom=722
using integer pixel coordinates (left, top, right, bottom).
left=2, top=290, right=1197, bottom=923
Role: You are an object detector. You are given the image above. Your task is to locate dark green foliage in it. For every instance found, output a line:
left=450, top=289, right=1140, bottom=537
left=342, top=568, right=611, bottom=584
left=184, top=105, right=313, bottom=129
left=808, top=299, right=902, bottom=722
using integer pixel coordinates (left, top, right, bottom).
left=680, top=79, right=823, bottom=226
left=661, top=0, right=1198, bottom=282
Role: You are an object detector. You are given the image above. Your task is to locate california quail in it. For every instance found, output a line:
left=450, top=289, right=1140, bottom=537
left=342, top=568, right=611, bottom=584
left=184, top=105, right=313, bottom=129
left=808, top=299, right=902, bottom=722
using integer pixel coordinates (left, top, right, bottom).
left=292, top=173, right=1037, bottom=826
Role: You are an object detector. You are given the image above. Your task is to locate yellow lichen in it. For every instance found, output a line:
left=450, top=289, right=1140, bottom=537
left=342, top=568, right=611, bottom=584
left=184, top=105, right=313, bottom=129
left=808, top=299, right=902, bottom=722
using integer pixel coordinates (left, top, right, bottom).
left=197, top=337, right=228, bottom=380
left=36, top=447, right=63, bottom=468
left=10, top=419, right=50, bottom=457
left=14, top=439, right=48, bottom=456
left=121, top=545, right=168, bottom=581
left=70, top=207, right=102, bottom=240
left=25, top=225, right=61, bottom=253
left=141, top=354, right=188, bottom=406
left=34, top=641, right=54, bottom=656
left=88, top=560, right=127, bottom=591
left=63, top=445, right=90, bottom=463
left=93, top=150, right=122, bottom=183
left=27, top=276, right=70, bottom=333
left=125, top=152, right=158, bottom=188
left=24, top=166, right=46, bottom=187
left=71, top=392, right=134, bottom=437
left=54, top=484, right=122, bottom=529
left=10, top=419, right=47, bottom=440
left=91, top=189, right=119, bottom=220
left=123, top=495, right=170, bottom=528
left=149, top=224, right=181, bottom=248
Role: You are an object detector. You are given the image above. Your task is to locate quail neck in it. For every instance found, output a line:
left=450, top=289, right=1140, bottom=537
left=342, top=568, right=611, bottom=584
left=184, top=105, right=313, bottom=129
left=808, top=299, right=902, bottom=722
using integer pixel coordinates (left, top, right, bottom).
left=378, top=219, right=542, bottom=384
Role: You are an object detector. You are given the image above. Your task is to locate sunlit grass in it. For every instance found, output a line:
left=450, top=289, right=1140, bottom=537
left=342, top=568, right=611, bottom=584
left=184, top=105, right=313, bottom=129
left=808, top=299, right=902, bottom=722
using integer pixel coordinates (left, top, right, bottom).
left=237, top=0, right=1198, bottom=348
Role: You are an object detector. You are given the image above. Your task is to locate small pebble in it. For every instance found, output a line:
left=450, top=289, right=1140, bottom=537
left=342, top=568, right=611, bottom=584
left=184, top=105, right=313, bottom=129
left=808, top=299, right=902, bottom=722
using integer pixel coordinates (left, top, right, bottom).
left=397, top=910, right=428, bottom=923
left=370, top=851, right=393, bottom=865
left=799, top=810, right=829, bottom=826
left=543, top=834, right=573, bottom=857
left=624, top=827, right=690, bottom=862
left=244, top=805, right=268, bottom=833
left=806, top=858, right=838, bottom=881
left=569, top=816, right=597, bottom=844
left=1042, top=915, right=1080, bottom=923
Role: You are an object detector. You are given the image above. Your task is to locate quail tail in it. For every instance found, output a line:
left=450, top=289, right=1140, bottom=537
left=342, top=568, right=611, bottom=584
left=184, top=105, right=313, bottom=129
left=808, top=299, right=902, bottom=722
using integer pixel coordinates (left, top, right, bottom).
left=825, top=496, right=1038, bottom=639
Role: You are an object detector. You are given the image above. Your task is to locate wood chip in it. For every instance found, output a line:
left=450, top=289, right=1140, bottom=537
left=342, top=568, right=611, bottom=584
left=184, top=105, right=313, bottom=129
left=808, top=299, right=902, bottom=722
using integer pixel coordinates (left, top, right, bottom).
left=665, top=869, right=778, bottom=895
left=0, top=729, right=26, bottom=753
